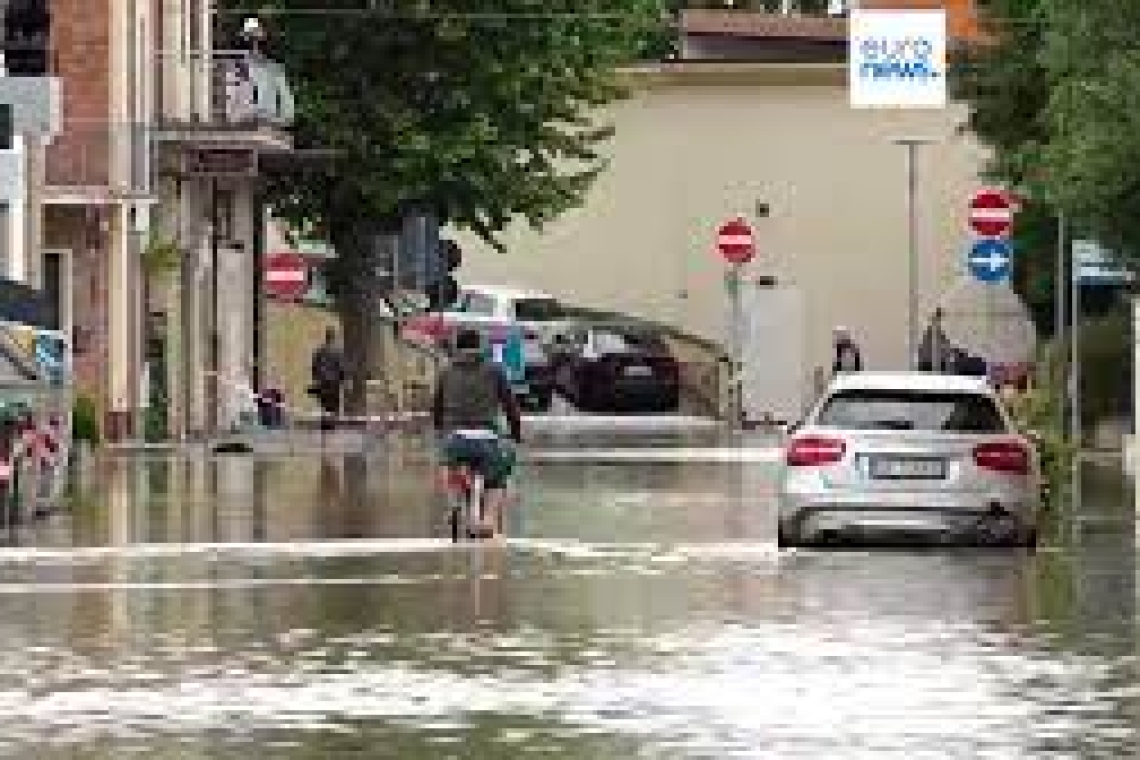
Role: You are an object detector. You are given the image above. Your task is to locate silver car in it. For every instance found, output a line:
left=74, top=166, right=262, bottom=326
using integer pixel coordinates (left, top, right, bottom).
left=778, top=372, right=1040, bottom=547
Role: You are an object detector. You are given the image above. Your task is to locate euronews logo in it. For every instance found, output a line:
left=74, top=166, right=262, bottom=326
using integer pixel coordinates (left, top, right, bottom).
left=858, top=37, right=942, bottom=82
left=848, top=10, right=947, bottom=108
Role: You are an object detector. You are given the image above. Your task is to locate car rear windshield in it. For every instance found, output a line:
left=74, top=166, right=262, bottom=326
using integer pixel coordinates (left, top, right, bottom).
left=513, top=298, right=565, bottom=322
left=592, top=329, right=667, bottom=355
left=815, top=390, right=1008, bottom=433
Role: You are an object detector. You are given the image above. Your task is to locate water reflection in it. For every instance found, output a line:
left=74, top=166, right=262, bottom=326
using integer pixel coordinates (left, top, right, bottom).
left=0, top=440, right=1130, bottom=757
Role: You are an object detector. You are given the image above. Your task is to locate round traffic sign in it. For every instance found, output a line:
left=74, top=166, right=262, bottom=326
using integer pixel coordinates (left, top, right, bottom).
left=969, top=189, right=1013, bottom=237
left=716, top=218, right=755, bottom=265
left=265, top=252, right=310, bottom=300
left=967, top=238, right=1013, bottom=283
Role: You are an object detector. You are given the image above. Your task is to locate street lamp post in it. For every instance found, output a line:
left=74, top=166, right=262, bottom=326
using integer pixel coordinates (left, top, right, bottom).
left=893, top=137, right=936, bottom=370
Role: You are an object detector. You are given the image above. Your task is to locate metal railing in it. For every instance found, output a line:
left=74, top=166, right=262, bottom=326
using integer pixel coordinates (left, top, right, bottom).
left=156, top=50, right=295, bottom=129
left=0, top=382, right=73, bottom=524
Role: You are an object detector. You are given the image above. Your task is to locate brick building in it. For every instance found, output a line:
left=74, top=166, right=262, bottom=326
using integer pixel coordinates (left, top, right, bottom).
left=39, top=0, right=291, bottom=441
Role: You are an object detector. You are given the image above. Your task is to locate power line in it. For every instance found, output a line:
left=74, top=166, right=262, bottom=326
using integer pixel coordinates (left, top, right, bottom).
left=218, top=9, right=658, bottom=20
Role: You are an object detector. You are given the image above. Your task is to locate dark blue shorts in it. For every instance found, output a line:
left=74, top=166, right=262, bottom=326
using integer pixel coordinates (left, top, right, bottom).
left=440, top=432, right=515, bottom=490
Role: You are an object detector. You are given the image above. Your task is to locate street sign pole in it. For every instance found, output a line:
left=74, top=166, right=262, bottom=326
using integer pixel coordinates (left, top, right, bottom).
left=1056, top=210, right=1068, bottom=449
left=715, top=217, right=756, bottom=427
left=1070, top=235, right=1081, bottom=472
left=896, top=138, right=936, bottom=370
left=907, top=144, right=918, bottom=371
left=729, top=263, right=743, bottom=426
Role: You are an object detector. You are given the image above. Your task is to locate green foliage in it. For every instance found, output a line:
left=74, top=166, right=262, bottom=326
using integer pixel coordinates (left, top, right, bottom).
left=1004, top=363, right=1073, bottom=508
left=71, top=394, right=102, bottom=445
left=140, top=235, right=182, bottom=275
left=1007, top=308, right=1131, bottom=505
left=226, top=0, right=662, bottom=411
left=1063, top=307, right=1132, bottom=433
left=957, top=0, right=1140, bottom=257
left=247, top=0, right=664, bottom=250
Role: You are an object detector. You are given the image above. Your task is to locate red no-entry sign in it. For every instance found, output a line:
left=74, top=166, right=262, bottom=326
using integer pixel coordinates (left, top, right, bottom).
left=716, top=218, right=755, bottom=265
left=969, top=189, right=1014, bottom=237
left=264, top=252, right=310, bottom=300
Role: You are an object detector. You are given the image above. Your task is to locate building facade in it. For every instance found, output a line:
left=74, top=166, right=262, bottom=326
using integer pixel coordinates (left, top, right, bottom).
left=459, top=8, right=1027, bottom=387
left=40, top=0, right=291, bottom=441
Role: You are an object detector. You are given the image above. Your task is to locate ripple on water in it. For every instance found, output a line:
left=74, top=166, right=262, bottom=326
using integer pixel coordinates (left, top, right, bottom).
left=0, top=613, right=1131, bottom=758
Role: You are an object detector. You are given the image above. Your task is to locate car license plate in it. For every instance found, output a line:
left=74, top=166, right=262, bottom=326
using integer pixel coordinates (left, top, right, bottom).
left=623, top=365, right=652, bottom=377
left=870, top=457, right=946, bottom=480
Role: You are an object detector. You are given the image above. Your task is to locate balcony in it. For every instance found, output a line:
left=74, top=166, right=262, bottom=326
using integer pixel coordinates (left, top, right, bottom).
left=154, top=50, right=294, bottom=152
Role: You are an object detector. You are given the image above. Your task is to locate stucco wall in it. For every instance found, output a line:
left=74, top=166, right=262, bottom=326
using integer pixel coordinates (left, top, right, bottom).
left=458, top=64, right=993, bottom=381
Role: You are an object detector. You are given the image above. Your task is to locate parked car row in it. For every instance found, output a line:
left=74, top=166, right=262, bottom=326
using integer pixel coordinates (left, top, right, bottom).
left=401, top=285, right=683, bottom=414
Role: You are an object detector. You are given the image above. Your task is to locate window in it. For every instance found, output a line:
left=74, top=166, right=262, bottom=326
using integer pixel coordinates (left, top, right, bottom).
left=816, top=390, right=1007, bottom=433
left=461, top=291, right=497, bottom=316
left=512, top=297, right=565, bottom=322
left=591, top=330, right=634, bottom=355
left=2, top=0, right=50, bottom=76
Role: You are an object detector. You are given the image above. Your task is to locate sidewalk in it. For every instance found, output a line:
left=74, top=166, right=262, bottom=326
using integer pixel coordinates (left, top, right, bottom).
left=104, top=428, right=411, bottom=457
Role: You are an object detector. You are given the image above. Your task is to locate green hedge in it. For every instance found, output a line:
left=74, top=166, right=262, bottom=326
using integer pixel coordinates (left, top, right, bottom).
left=71, top=394, right=102, bottom=445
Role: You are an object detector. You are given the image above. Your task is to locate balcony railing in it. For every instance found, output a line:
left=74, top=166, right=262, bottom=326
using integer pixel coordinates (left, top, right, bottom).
left=156, top=50, right=295, bottom=133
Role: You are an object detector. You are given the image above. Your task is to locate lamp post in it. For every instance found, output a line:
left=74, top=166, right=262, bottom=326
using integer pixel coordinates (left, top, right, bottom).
left=893, top=137, right=936, bottom=370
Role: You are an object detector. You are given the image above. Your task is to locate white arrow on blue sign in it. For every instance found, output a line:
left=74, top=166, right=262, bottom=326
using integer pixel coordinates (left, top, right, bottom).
left=967, top=239, right=1013, bottom=283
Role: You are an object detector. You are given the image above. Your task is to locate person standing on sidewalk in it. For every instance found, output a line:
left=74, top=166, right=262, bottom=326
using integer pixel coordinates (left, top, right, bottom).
left=310, top=328, right=346, bottom=432
left=919, top=308, right=952, bottom=373
left=832, top=326, right=863, bottom=375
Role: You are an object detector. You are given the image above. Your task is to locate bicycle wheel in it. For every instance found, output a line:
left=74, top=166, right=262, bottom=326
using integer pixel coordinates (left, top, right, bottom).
left=467, top=473, right=490, bottom=539
left=449, top=501, right=461, bottom=543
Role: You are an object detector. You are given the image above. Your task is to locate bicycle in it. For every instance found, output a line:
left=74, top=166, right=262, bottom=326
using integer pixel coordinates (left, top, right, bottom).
left=444, top=464, right=489, bottom=542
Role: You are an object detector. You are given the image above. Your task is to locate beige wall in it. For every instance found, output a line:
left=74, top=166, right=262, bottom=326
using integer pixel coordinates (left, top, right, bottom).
left=458, top=63, right=994, bottom=379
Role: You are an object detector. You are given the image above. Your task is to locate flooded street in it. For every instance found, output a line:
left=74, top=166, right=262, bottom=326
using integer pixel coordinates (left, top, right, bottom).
left=0, top=432, right=1134, bottom=758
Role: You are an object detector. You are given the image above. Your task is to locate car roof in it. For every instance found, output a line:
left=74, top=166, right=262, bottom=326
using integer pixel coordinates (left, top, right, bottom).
left=825, top=372, right=994, bottom=395
left=461, top=284, right=557, bottom=301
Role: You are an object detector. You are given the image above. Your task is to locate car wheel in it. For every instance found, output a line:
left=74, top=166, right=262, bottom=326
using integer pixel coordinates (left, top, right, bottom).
left=777, top=522, right=800, bottom=548
left=530, top=388, right=554, bottom=413
left=578, top=384, right=603, bottom=413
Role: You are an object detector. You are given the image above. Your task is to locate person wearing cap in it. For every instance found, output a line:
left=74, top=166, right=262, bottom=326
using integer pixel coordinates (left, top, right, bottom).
left=433, top=327, right=524, bottom=539
left=832, top=326, right=863, bottom=374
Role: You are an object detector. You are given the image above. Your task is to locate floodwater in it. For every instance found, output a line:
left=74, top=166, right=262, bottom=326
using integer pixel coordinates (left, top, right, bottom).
left=0, top=431, right=1134, bottom=759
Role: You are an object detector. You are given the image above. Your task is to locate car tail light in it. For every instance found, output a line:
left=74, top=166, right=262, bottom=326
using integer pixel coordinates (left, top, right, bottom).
left=973, top=441, right=1030, bottom=474
left=786, top=435, right=846, bottom=467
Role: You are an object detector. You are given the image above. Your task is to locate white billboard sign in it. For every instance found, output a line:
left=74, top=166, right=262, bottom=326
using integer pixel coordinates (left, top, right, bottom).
left=849, top=10, right=947, bottom=109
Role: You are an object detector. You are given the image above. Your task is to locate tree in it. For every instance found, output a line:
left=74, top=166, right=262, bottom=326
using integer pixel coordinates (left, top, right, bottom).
left=959, top=0, right=1140, bottom=253
left=956, top=0, right=1140, bottom=336
left=955, top=0, right=1061, bottom=334
left=237, top=0, right=665, bottom=412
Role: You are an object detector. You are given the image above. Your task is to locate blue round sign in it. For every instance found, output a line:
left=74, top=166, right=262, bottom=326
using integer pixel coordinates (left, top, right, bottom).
left=968, top=239, right=1013, bottom=283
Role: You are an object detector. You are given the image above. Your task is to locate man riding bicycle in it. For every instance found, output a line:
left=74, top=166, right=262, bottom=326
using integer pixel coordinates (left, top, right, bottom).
left=432, top=328, right=523, bottom=539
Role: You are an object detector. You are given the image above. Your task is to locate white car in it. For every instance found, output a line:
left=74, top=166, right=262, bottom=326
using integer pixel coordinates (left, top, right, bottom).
left=778, top=372, right=1041, bottom=548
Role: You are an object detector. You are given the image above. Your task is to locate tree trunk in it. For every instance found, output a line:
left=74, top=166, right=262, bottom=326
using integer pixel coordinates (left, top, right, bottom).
left=332, top=226, right=399, bottom=417
left=338, top=289, right=376, bottom=416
